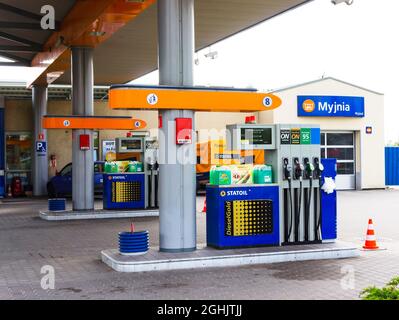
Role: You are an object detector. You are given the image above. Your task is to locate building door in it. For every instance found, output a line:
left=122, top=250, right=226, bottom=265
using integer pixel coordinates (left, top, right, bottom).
left=321, top=131, right=355, bottom=190
left=5, top=132, right=33, bottom=191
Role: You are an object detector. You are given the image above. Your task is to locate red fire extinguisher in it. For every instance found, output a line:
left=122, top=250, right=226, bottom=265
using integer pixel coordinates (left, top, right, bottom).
left=11, top=177, right=23, bottom=197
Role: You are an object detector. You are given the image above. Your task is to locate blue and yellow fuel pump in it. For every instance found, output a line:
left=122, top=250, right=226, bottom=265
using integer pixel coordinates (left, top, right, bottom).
left=103, top=132, right=159, bottom=210
left=206, top=124, right=337, bottom=248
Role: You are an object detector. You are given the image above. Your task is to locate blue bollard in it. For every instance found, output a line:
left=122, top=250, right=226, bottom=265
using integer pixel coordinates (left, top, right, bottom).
left=48, top=198, right=66, bottom=211
left=119, top=230, right=149, bottom=256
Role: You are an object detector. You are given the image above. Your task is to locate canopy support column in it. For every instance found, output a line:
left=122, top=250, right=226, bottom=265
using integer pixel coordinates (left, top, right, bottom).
left=158, top=0, right=196, bottom=252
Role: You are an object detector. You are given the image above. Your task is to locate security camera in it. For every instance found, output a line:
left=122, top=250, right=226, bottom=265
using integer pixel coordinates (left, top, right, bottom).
left=331, top=0, right=354, bottom=5
left=204, top=51, right=218, bottom=59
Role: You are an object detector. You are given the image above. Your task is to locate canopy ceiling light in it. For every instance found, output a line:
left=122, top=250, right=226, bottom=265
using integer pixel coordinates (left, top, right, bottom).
left=331, top=0, right=354, bottom=5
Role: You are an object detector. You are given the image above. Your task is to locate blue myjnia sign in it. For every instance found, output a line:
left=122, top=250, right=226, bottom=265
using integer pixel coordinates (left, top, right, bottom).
left=297, top=95, right=365, bottom=117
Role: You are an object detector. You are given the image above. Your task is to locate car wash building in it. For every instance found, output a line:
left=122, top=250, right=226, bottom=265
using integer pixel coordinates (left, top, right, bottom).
left=258, top=77, right=385, bottom=190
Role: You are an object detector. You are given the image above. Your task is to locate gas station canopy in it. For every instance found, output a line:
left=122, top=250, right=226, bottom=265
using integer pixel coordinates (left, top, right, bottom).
left=0, top=0, right=312, bottom=86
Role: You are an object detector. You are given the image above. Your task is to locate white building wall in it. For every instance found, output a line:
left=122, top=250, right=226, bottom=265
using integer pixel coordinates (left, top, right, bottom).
left=258, top=78, right=385, bottom=190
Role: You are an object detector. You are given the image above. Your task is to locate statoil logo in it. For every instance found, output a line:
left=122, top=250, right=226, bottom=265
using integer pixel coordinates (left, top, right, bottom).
left=302, top=99, right=315, bottom=113
left=227, top=190, right=248, bottom=196
left=112, top=176, right=125, bottom=180
left=220, top=191, right=226, bottom=197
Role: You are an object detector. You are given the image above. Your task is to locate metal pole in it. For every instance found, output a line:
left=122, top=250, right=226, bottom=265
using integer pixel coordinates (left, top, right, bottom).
left=0, top=96, right=5, bottom=198
left=71, top=47, right=94, bottom=210
left=158, top=0, right=196, bottom=252
left=32, top=85, right=48, bottom=196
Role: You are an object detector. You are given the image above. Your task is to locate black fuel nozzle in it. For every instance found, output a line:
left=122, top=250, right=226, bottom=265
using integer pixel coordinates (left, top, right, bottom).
left=293, top=157, right=304, bottom=180
left=283, top=158, right=292, bottom=180
left=304, top=157, right=315, bottom=180
left=313, top=157, right=324, bottom=179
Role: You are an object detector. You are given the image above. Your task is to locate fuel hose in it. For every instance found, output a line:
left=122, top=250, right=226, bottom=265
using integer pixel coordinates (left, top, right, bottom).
left=315, top=178, right=323, bottom=241
left=306, top=177, right=313, bottom=241
left=296, top=177, right=303, bottom=242
left=287, top=178, right=294, bottom=241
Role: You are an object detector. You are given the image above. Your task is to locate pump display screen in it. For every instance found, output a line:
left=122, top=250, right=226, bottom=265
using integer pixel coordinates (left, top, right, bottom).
left=119, top=139, right=143, bottom=152
left=240, top=128, right=273, bottom=146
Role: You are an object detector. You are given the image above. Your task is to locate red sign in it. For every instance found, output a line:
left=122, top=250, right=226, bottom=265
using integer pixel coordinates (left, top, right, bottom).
left=38, top=133, right=44, bottom=140
left=79, top=134, right=90, bottom=150
left=175, top=118, right=192, bottom=145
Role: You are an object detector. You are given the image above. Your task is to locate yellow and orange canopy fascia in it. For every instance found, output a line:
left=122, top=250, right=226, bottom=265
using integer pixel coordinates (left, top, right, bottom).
left=28, top=0, right=155, bottom=87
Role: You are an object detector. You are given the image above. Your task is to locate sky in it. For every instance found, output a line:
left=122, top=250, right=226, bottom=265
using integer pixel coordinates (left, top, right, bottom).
left=1, top=0, right=398, bottom=142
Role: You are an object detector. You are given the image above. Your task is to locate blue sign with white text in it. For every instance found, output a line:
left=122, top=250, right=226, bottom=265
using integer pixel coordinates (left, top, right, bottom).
left=297, top=95, right=365, bottom=118
left=36, top=141, right=47, bottom=154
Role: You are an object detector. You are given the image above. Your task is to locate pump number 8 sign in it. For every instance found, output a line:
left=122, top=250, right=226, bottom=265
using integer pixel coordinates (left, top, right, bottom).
left=263, top=96, right=273, bottom=107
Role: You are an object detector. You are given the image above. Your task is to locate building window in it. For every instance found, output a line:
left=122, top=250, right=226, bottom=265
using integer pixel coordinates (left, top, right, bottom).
left=326, top=148, right=354, bottom=161
left=326, top=133, right=354, bottom=146
left=337, top=162, right=355, bottom=175
left=321, top=131, right=356, bottom=178
left=320, top=133, right=326, bottom=146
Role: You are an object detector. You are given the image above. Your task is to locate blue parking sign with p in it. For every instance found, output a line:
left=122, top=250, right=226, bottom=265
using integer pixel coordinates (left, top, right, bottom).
left=36, top=141, right=47, bottom=154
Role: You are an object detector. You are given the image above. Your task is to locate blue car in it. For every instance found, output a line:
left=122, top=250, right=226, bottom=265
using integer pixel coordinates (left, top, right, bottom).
left=47, top=161, right=105, bottom=198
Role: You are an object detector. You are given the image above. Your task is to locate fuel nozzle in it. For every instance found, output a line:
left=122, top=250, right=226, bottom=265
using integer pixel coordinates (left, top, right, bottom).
left=283, top=158, right=292, bottom=180
left=303, top=157, right=315, bottom=179
left=313, top=157, right=324, bottom=179
left=293, top=157, right=304, bottom=180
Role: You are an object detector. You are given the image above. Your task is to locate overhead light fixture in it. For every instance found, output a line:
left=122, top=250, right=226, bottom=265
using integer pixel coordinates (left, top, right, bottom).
left=54, top=35, right=65, bottom=49
left=0, top=56, right=14, bottom=63
left=47, top=71, right=64, bottom=84
left=194, top=53, right=200, bottom=65
left=331, top=0, right=354, bottom=5
left=89, top=31, right=106, bottom=37
left=42, top=59, right=54, bottom=65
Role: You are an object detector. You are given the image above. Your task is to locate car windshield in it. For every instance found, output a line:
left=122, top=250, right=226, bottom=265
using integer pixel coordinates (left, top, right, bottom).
left=59, top=163, right=103, bottom=176
left=60, top=164, right=72, bottom=176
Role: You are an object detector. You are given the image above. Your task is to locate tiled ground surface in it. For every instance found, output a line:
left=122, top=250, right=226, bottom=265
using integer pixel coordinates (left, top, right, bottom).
left=0, top=190, right=398, bottom=300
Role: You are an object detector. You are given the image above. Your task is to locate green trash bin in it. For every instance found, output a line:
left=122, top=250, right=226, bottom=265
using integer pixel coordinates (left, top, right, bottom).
left=253, top=165, right=273, bottom=184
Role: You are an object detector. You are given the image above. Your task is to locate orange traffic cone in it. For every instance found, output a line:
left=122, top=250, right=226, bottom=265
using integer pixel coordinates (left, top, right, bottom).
left=202, top=199, right=207, bottom=213
left=363, top=219, right=379, bottom=250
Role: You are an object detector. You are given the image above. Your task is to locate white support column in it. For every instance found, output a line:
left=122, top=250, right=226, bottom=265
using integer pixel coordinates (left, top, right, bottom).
left=32, top=85, right=48, bottom=196
left=71, top=47, right=94, bottom=210
left=158, top=0, right=196, bottom=252
left=0, top=96, right=5, bottom=198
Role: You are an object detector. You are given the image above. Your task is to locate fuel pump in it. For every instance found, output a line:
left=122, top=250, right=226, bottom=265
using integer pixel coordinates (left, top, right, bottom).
left=293, top=157, right=304, bottom=242
left=303, top=157, right=314, bottom=241
left=313, top=157, right=324, bottom=241
left=283, top=158, right=293, bottom=242
left=226, top=123, right=329, bottom=247
left=313, top=157, right=324, bottom=179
